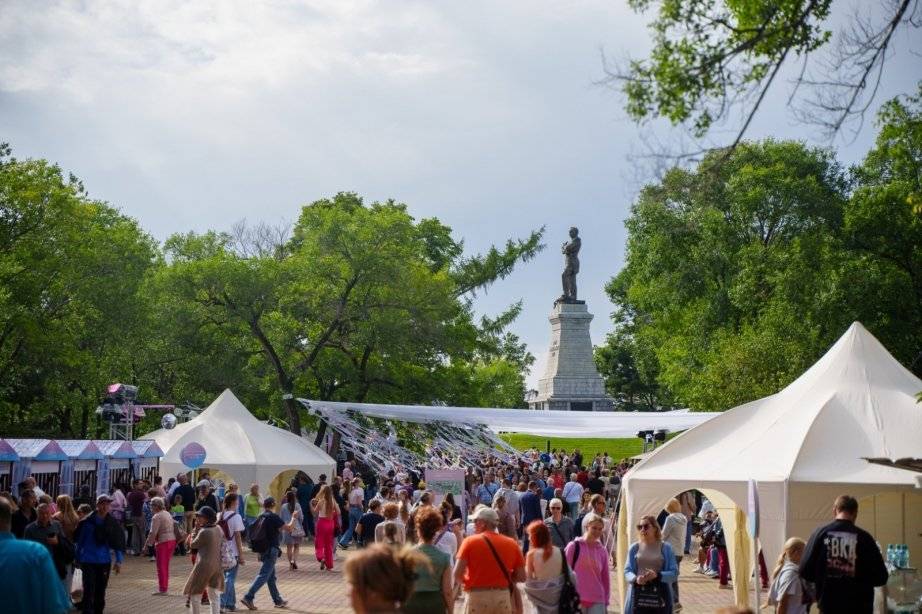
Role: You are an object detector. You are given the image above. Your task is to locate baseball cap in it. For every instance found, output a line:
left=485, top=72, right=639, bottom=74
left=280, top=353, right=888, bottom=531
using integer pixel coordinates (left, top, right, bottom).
left=195, top=506, right=217, bottom=523
left=469, top=506, right=499, bottom=524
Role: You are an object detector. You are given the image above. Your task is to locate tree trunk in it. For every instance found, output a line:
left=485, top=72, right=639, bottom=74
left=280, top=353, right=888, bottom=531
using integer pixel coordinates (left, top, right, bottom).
left=283, top=395, right=302, bottom=436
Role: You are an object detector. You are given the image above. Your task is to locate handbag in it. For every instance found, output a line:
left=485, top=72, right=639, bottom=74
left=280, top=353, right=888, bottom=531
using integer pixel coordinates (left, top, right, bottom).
left=482, top=535, right=524, bottom=614
left=290, top=511, right=306, bottom=539
left=173, top=520, right=187, bottom=543
left=632, top=581, right=666, bottom=613
left=558, top=545, right=582, bottom=614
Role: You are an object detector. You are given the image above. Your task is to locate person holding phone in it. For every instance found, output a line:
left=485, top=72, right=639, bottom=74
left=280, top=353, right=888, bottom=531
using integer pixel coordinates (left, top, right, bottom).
left=623, top=514, right=678, bottom=614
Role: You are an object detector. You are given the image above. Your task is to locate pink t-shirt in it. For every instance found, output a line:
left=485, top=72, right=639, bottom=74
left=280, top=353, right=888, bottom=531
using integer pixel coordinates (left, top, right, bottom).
left=565, top=537, right=610, bottom=607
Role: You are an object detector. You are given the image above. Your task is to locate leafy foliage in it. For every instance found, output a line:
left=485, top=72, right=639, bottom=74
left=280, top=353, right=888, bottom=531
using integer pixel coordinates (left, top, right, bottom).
left=601, top=88, right=922, bottom=411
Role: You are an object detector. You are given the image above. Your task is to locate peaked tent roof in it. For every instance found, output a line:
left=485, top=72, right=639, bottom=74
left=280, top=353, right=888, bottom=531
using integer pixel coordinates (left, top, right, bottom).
left=617, top=322, right=922, bottom=608
left=57, top=440, right=105, bottom=460
left=9, top=439, right=68, bottom=461
left=628, top=321, right=922, bottom=486
left=142, top=389, right=334, bottom=495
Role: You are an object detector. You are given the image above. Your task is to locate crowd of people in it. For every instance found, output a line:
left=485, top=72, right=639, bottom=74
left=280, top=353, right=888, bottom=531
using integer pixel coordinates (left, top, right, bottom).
left=0, top=452, right=893, bottom=614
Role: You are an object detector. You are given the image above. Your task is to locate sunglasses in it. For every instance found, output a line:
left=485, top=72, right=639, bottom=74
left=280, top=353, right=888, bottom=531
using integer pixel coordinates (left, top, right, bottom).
left=550, top=506, right=562, bottom=510
left=636, top=524, right=652, bottom=530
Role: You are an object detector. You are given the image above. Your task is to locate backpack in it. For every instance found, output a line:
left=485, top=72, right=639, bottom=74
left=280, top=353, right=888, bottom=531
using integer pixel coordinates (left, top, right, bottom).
left=218, top=512, right=238, bottom=570
left=249, top=514, right=270, bottom=554
left=559, top=544, right=582, bottom=614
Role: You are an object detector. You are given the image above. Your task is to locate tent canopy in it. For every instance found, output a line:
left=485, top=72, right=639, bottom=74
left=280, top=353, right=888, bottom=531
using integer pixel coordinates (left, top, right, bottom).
left=57, top=440, right=105, bottom=460
left=617, top=322, right=922, bottom=608
left=143, top=389, right=334, bottom=498
left=9, top=439, right=68, bottom=461
left=0, top=439, right=19, bottom=462
left=131, top=440, right=163, bottom=458
left=92, top=440, right=137, bottom=459
left=298, top=399, right=716, bottom=438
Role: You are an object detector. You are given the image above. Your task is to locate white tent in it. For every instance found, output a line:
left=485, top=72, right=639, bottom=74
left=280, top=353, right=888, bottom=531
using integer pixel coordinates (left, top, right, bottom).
left=143, top=389, right=334, bottom=501
left=617, top=322, right=922, bottom=608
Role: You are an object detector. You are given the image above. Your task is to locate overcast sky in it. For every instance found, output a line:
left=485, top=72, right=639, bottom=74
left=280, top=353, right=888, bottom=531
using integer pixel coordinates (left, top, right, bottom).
left=2, top=1, right=919, bottom=389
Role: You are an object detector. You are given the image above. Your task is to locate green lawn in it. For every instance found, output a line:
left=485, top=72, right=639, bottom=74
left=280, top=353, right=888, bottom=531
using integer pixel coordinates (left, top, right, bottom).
left=499, top=434, right=646, bottom=461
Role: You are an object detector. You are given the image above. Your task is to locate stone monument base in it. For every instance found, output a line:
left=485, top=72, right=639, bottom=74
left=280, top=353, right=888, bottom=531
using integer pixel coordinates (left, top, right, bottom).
left=529, top=301, right=615, bottom=412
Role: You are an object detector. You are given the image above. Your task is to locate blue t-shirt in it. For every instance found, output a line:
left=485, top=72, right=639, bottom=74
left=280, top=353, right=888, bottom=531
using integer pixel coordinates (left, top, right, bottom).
left=0, top=532, right=71, bottom=614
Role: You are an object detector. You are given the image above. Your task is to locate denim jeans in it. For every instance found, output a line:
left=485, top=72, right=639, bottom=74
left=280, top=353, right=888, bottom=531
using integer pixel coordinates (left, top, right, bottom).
left=244, top=547, right=283, bottom=605
left=221, top=562, right=239, bottom=609
left=338, top=505, right=363, bottom=547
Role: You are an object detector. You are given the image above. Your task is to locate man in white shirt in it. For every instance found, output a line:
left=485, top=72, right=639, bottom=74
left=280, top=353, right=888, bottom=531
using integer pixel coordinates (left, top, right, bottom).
left=561, top=473, right=583, bottom=519
left=219, top=492, right=246, bottom=612
left=338, top=478, right=365, bottom=549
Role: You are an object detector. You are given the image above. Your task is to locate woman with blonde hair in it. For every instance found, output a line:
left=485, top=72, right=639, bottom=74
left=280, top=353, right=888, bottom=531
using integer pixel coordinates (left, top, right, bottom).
left=53, top=494, right=80, bottom=601
left=661, top=498, right=688, bottom=610
left=53, top=494, right=79, bottom=540
left=310, top=483, right=337, bottom=571
left=768, top=537, right=807, bottom=614
left=623, top=514, right=678, bottom=614
left=567, top=512, right=611, bottom=614
left=344, top=543, right=426, bottom=614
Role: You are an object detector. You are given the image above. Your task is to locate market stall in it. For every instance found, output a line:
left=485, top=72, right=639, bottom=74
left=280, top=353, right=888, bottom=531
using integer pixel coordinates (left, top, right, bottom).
left=130, top=440, right=163, bottom=483
left=57, top=440, right=105, bottom=497
left=8, top=439, right=69, bottom=497
left=92, top=439, right=138, bottom=496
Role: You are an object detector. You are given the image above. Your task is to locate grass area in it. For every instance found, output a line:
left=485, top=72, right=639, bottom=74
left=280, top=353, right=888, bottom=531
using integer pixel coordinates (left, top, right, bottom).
left=499, top=434, right=646, bottom=461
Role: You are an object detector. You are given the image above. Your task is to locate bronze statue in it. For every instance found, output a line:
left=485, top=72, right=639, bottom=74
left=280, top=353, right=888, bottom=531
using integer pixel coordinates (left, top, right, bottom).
left=559, top=227, right=581, bottom=303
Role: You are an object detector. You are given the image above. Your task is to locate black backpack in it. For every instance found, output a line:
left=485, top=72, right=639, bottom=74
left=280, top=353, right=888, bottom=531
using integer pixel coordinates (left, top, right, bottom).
left=559, top=544, right=582, bottom=614
left=249, top=514, right=269, bottom=553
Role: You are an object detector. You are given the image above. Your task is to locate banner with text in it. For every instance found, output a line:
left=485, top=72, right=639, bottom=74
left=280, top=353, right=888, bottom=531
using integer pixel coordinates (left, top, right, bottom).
left=425, top=468, right=467, bottom=521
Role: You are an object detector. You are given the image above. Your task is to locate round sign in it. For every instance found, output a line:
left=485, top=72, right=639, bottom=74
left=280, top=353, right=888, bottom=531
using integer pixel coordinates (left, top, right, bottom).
left=180, top=442, right=207, bottom=469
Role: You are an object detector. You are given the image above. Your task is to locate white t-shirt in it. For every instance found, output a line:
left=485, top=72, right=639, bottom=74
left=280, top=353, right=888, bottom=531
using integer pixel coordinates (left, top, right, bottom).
left=769, top=562, right=807, bottom=614
left=348, top=487, right=364, bottom=506
left=220, top=510, right=246, bottom=558
left=432, top=528, right=458, bottom=562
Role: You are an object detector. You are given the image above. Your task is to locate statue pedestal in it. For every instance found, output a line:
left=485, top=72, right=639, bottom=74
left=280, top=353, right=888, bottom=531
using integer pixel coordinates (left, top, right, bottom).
left=529, top=302, right=614, bottom=411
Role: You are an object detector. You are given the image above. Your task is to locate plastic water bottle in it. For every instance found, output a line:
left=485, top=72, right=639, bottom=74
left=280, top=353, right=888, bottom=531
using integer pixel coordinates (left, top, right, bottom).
left=905, top=544, right=911, bottom=568
left=887, top=545, right=894, bottom=566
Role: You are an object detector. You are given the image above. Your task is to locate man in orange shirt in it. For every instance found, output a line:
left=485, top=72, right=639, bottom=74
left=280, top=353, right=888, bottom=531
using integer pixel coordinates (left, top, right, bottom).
left=454, top=507, right=525, bottom=614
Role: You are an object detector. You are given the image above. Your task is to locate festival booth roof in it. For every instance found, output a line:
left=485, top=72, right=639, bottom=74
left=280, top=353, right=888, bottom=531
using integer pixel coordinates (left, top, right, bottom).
left=57, top=440, right=105, bottom=460
left=0, top=439, right=20, bottom=462
left=297, top=400, right=716, bottom=438
left=142, top=389, right=335, bottom=499
left=131, top=440, right=164, bottom=458
left=9, top=439, right=68, bottom=461
left=92, top=440, right=138, bottom=459
left=616, top=322, right=922, bottom=608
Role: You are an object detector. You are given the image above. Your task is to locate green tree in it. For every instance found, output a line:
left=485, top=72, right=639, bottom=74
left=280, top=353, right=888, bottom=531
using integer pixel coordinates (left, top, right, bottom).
left=156, top=193, right=543, bottom=433
left=608, top=0, right=920, bottom=148
left=606, top=139, right=853, bottom=411
left=0, top=145, right=158, bottom=436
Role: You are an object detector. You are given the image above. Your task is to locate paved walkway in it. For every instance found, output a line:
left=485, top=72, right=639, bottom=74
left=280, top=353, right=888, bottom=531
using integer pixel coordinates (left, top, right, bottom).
left=102, top=545, right=744, bottom=613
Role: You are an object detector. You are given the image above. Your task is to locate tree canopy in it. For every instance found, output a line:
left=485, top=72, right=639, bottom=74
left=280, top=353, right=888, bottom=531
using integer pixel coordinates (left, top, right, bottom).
left=608, top=0, right=921, bottom=149
left=599, top=85, right=922, bottom=411
left=0, top=173, right=543, bottom=436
